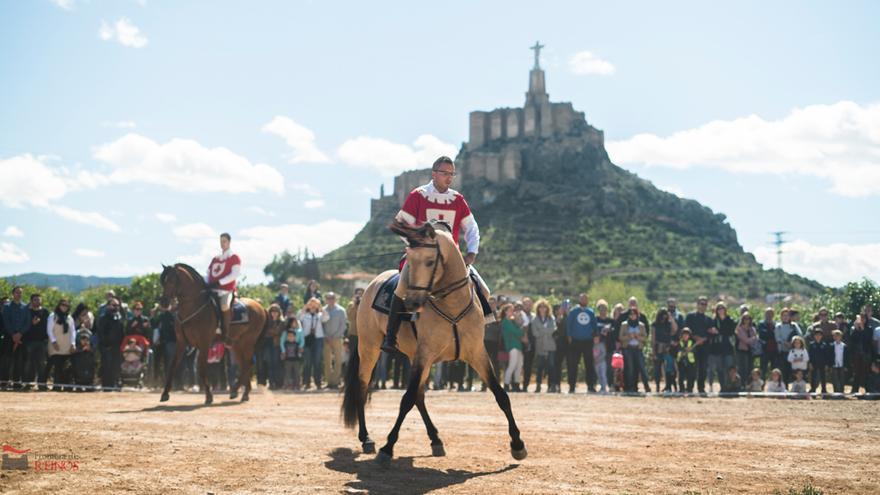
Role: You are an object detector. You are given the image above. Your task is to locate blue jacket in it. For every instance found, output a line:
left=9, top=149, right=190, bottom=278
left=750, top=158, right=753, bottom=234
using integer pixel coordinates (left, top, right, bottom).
left=567, top=306, right=597, bottom=341
left=2, top=301, right=29, bottom=337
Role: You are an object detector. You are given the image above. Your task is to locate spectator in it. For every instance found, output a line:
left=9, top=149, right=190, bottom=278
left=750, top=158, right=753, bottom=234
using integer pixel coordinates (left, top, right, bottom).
left=666, top=298, right=686, bottom=335
left=155, top=301, right=180, bottom=391
left=766, top=368, right=787, bottom=394
left=595, top=299, right=615, bottom=392
left=807, top=328, right=829, bottom=394
left=97, top=298, right=124, bottom=390
left=685, top=296, right=714, bottom=395
left=705, top=302, right=735, bottom=392
left=592, top=333, right=608, bottom=393
left=566, top=293, right=597, bottom=393
left=274, top=283, right=292, bottom=316
left=756, top=307, right=777, bottom=378
left=775, top=308, right=803, bottom=382
left=72, top=328, right=95, bottom=391
left=2, top=286, right=28, bottom=390
left=303, top=280, right=323, bottom=305
left=530, top=299, right=556, bottom=393
left=720, top=365, right=742, bottom=394
left=834, top=312, right=850, bottom=334
left=652, top=308, right=677, bottom=392
left=46, top=299, right=76, bottom=391
left=121, top=337, right=144, bottom=375
left=866, top=304, right=880, bottom=361
left=619, top=309, right=650, bottom=392
left=829, top=329, right=848, bottom=393
left=299, top=297, right=326, bottom=390
left=617, top=297, right=651, bottom=341
left=675, top=328, right=696, bottom=393
left=258, top=304, right=284, bottom=389
left=867, top=360, right=880, bottom=394
left=501, top=303, right=525, bottom=392
left=206, top=341, right=226, bottom=391
left=550, top=304, right=567, bottom=394
left=23, top=293, right=50, bottom=390
left=520, top=297, right=535, bottom=391
left=810, top=307, right=837, bottom=341
left=787, top=335, right=809, bottom=382
left=735, top=312, right=758, bottom=383
left=125, top=301, right=150, bottom=338
left=849, top=315, right=871, bottom=394
left=322, top=292, right=346, bottom=390
left=746, top=368, right=764, bottom=392
left=790, top=369, right=808, bottom=395
left=280, top=316, right=304, bottom=390
left=482, top=297, right=502, bottom=392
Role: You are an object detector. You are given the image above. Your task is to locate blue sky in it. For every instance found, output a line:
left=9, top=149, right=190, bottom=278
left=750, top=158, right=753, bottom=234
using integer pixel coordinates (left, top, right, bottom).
left=1, top=0, right=878, bottom=288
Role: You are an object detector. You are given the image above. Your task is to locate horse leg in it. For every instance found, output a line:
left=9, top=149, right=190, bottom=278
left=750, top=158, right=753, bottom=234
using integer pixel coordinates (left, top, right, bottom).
left=160, top=341, right=186, bottom=402
left=376, top=356, right=431, bottom=467
left=198, top=344, right=212, bottom=405
left=228, top=346, right=239, bottom=400
left=470, top=350, right=527, bottom=460
left=239, top=347, right=255, bottom=402
left=416, top=386, right=445, bottom=456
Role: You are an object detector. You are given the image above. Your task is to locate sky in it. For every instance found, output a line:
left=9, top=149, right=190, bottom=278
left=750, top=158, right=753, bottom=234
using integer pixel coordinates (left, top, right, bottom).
left=1, top=0, right=878, bottom=288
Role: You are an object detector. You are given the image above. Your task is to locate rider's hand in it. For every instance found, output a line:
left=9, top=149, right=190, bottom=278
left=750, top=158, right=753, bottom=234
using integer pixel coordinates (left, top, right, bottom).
left=207, top=280, right=220, bottom=289
left=463, top=253, right=476, bottom=265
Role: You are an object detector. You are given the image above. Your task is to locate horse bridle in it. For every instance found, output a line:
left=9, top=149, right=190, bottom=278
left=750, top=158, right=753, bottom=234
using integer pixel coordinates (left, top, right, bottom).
left=163, top=267, right=211, bottom=327
left=405, top=239, right=470, bottom=301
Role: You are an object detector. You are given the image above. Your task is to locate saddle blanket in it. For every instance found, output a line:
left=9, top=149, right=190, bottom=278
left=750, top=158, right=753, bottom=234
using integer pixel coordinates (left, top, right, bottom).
left=371, top=273, right=399, bottom=315
left=231, top=299, right=249, bottom=324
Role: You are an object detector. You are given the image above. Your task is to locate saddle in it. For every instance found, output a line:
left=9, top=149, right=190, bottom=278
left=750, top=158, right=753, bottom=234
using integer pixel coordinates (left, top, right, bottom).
left=207, top=291, right=250, bottom=324
left=371, top=269, right=494, bottom=321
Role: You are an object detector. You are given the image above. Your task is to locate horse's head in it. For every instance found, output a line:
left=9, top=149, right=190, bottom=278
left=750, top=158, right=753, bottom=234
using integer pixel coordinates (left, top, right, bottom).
left=158, top=263, right=179, bottom=308
left=389, top=219, right=455, bottom=311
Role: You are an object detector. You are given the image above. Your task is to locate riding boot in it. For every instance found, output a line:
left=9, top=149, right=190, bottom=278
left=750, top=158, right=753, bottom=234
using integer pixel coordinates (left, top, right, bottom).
left=381, top=294, right=406, bottom=355
left=220, top=308, right=232, bottom=345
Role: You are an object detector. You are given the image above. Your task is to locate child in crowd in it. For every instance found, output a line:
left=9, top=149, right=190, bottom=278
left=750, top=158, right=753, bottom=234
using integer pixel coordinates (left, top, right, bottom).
left=72, top=328, right=95, bottom=391
left=787, top=335, right=809, bottom=382
left=766, top=368, right=787, bottom=394
left=830, top=329, right=847, bottom=393
left=676, top=328, right=697, bottom=394
left=746, top=368, right=764, bottom=392
left=592, top=333, right=608, bottom=393
left=720, top=365, right=742, bottom=395
left=807, top=328, right=829, bottom=394
left=611, top=350, right=625, bottom=392
left=790, top=369, right=808, bottom=395
left=206, top=341, right=226, bottom=391
left=280, top=317, right=304, bottom=390
left=121, top=338, right=143, bottom=374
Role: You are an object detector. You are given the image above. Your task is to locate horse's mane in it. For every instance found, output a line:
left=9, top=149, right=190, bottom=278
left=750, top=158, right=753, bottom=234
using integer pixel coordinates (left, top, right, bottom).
left=389, top=219, right=451, bottom=243
left=174, top=263, right=206, bottom=288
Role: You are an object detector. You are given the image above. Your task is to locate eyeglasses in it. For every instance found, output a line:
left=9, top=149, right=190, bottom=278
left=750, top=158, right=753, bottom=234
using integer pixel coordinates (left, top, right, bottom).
left=434, top=170, right=456, bottom=178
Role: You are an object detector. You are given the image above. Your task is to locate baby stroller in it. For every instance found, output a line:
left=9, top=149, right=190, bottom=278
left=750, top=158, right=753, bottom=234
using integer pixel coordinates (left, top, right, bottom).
left=120, top=334, right=151, bottom=388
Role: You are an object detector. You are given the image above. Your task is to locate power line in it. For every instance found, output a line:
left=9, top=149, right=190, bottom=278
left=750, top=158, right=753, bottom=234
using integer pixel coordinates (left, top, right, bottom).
left=770, top=231, right=788, bottom=270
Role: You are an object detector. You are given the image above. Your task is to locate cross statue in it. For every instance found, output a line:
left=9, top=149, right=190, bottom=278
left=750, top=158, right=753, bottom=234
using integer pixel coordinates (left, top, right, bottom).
left=530, top=41, right=544, bottom=69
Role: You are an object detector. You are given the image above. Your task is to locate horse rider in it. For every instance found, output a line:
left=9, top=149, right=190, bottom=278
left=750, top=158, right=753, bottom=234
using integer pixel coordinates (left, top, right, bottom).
left=205, top=232, right=241, bottom=344
left=382, top=155, right=491, bottom=354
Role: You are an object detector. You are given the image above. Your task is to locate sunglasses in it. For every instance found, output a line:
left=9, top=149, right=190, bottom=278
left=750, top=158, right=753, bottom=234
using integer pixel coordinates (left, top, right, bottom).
left=434, top=170, right=456, bottom=177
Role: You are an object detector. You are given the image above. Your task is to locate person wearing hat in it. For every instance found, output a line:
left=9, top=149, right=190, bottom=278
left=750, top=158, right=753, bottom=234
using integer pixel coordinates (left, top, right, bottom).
left=807, top=327, right=830, bottom=394
left=829, top=329, right=848, bottom=393
left=125, top=301, right=151, bottom=339
left=676, top=327, right=697, bottom=394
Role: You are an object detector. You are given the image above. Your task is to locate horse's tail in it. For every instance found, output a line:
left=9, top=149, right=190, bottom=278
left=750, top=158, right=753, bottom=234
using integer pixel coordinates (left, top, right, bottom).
left=341, top=337, right=365, bottom=429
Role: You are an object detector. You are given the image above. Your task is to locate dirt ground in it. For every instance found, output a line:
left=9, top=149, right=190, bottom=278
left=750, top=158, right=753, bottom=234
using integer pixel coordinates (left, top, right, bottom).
left=1, top=387, right=878, bottom=495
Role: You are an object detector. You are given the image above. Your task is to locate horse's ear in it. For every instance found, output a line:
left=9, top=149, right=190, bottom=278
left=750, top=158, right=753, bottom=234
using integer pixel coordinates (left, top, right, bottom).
left=161, top=263, right=167, bottom=270
left=424, top=222, right=436, bottom=239
left=389, top=220, right=412, bottom=240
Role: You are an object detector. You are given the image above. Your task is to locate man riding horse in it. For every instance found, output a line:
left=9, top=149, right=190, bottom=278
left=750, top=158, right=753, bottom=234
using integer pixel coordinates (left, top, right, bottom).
left=381, top=156, right=492, bottom=354
left=206, top=232, right=241, bottom=344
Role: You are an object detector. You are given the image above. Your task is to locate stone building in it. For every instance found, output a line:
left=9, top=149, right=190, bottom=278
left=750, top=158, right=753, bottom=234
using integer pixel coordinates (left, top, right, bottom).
left=370, top=43, right=605, bottom=217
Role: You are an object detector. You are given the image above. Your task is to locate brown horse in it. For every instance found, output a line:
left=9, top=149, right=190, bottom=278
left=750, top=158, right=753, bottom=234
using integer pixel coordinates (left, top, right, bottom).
left=341, top=220, right=526, bottom=467
left=159, top=263, right=267, bottom=404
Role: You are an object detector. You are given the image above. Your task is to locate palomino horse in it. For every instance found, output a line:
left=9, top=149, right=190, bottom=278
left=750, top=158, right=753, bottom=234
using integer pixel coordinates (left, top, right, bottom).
left=159, top=263, right=268, bottom=404
left=341, top=220, right=526, bottom=467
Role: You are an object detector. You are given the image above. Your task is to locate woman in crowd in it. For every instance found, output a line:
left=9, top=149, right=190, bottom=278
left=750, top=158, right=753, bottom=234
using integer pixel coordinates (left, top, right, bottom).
left=551, top=304, right=567, bottom=394
left=46, top=299, right=77, bottom=391
left=280, top=315, right=304, bottom=390
left=530, top=299, right=556, bottom=393
left=619, top=309, right=649, bottom=392
left=299, top=297, right=326, bottom=390
left=595, top=299, right=615, bottom=392
left=756, top=307, right=776, bottom=378
left=735, top=312, right=758, bottom=382
left=303, top=280, right=323, bottom=305
left=501, top=303, right=526, bottom=392
left=652, top=308, right=677, bottom=392
left=849, top=315, right=870, bottom=393
left=258, top=304, right=284, bottom=389
left=707, top=302, right=736, bottom=391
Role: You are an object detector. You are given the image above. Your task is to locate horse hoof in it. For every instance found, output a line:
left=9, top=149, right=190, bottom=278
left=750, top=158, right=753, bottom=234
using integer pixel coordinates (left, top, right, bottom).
left=511, top=446, right=528, bottom=461
left=431, top=444, right=446, bottom=457
left=159, top=393, right=169, bottom=402
left=241, top=394, right=249, bottom=402
left=229, top=391, right=238, bottom=400
left=362, top=441, right=376, bottom=454
left=375, top=450, right=392, bottom=468
left=205, top=396, right=213, bottom=405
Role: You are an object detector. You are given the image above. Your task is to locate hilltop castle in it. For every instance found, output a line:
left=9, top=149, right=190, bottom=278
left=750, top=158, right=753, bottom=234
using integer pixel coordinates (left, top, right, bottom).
left=370, top=42, right=605, bottom=217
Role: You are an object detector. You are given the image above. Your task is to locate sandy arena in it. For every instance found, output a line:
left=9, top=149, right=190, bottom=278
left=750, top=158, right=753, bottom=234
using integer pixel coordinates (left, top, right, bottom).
left=1, top=388, right=878, bottom=494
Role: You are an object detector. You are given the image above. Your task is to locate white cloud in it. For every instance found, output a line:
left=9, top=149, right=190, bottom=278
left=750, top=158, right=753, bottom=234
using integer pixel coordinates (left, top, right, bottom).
left=74, top=248, right=106, bottom=258
left=93, top=133, right=284, bottom=194
left=262, top=116, right=330, bottom=163
left=51, top=0, right=74, bottom=10
left=607, top=101, right=880, bottom=197
left=568, top=51, right=615, bottom=76
left=288, top=183, right=321, bottom=197
left=303, top=199, right=325, bottom=209
left=246, top=206, right=276, bottom=217
left=337, top=134, right=458, bottom=176
left=0, top=242, right=29, bottom=264
left=3, top=226, right=24, bottom=238
left=102, top=120, right=136, bottom=129
left=176, top=220, right=363, bottom=283
left=0, top=154, right=71, bottom=208
left=155, top=212, right=177, bottom=223
left=173, top=222, right=217, bottom=241
left=753, top=239, right=880, bottom=288
left=48, top=205, right=121, bottom=232
left=99, top=18, right=148, bottom=48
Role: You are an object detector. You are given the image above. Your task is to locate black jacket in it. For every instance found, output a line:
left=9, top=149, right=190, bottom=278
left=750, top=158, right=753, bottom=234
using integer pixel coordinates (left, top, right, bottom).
left=98, top=311, right=125, bottom=349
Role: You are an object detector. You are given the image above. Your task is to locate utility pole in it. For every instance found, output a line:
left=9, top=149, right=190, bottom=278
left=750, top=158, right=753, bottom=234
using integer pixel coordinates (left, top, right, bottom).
left=771, top=231, right=787, bottom=292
